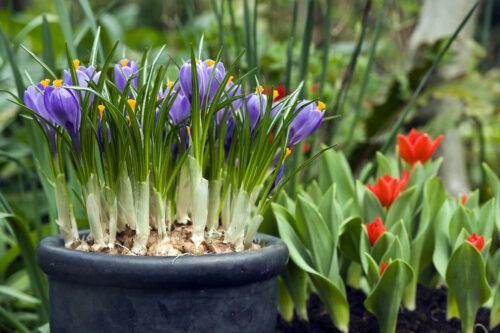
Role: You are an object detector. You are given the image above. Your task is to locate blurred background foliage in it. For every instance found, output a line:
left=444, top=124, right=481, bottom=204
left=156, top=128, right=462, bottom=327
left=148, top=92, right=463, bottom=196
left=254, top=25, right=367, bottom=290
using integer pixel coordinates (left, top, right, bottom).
left=0, top=0, right=499, bottom=331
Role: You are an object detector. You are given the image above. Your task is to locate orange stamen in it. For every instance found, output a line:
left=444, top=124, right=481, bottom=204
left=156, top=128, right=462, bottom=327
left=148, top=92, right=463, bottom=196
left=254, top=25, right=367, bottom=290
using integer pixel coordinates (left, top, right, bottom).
left=284, top=147, right=292, bottom=160
left=73, top=59, right=80, bottom=71
left=255, top=86, right=264, bottom=94
left=53, top=80, right=63, bottom=88
left=206, top=59, right=215, bottom=67
left=166, top=81, right=174, bottom=88
left=226, top=76, right=234, bottom=86
left=98, top=105, right=105, bottom=118
left=40, top=79, right=51, bottom=88
left=127, top=99, right=136, bottom=112
left=273, top=89, right=279, bottom=100
left=317, top=101, right=326, bottom=110
left=121, top=59, right=129, bottom=67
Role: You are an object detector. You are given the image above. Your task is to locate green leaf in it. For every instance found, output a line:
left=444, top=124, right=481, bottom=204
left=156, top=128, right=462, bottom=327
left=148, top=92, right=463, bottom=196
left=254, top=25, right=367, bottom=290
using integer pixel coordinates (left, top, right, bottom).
left=339, top=216, right=364, bottom=264
left=478, top=198, right=495, bottom=241
left=483, top=163, right=500, bottom=232
left=371, top=232, right=395, bottom=263
left=277, top=276, right=294, bottom=322
left=359, top=181, right=385, bottom=222
left=319, top=150, right=356, bottom=206
left=296, top=195, right=333, bottom=275
left=490, top=276, right=500, bottom=330
left=364, top=259, right=414, bottom=333
left=0, top=285, right=40, bottom=305
left=375, top=152, right=398, bottom=179
left=54, top=0, right=77, bottom=56
left=281, top=261, right=309, bottom=321
left=0, top=25, right=25, bottom=97
left=390, top=220, right=410, bottom=262
left=42, top=15, right=56, bottom=74
left=385, top=186, right=417, bottom=229
left=319, top=185, right=341, bottom=246
left=432, top=201, right=454, bottom=278
left=276, top=213, right=349, bottom=331
left=0, top=305, right=31, bottom=333
left=446, top=242, right=491, bottom=333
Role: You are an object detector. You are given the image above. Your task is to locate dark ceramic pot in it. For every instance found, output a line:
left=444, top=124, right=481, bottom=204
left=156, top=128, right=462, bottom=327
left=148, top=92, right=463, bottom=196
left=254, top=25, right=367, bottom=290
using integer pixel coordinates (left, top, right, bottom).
left=37, top=231, right=288, bottom=333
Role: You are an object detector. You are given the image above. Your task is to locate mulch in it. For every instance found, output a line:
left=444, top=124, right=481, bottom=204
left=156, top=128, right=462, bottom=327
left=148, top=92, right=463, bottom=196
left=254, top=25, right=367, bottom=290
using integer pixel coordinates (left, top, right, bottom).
left=276, top=286, right=498, bottom=332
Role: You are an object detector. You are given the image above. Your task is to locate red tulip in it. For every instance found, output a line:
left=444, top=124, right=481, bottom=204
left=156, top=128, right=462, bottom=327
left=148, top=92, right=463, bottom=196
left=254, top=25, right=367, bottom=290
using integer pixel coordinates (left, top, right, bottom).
left=311, top=83, right=320, bottom=92
left=265, top=85, right=287, bottom=101
left=366, top=217, right=386, bottom=246
left=467, top=232, right=484, bottom=251
left=367, top=170, right=409, bottom=208
left=302, top=142, right=311, bottom=153
left=461, top=195, right=468, bottom=205
left=398, top=129, right=443, bottom=166
left=379, top=261, right=389, bottom=276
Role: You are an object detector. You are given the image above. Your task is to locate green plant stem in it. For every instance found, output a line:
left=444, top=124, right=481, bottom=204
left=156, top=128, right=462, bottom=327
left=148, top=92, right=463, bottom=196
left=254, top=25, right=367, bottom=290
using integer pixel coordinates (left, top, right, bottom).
left=328, top=0, right=372, bottom=145
left=298, top=0, right=315, bottom=99
left=0, top=305, right=31, bottom=333
left=361, top=2, right=480, bottom=183
left=285, top=0, right=298, bottom=94
left=344, top=0, right=388, bottom=151
left=480, top=0, right=493, bottom=72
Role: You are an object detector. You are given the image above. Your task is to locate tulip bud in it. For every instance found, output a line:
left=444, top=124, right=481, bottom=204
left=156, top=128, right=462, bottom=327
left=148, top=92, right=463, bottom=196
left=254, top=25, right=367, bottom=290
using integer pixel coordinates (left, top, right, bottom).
left=398, top=129, right=443, bottom=166
left=366, top=217, right=386, bottom=246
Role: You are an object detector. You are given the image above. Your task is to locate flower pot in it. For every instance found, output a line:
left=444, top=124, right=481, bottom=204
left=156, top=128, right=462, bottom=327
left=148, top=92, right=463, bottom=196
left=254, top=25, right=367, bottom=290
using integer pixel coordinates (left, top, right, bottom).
left=37, top=231, right=288, bottom=333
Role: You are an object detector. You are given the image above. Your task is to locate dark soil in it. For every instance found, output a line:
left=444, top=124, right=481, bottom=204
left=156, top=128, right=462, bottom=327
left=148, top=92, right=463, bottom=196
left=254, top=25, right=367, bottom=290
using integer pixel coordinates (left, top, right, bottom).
left=276, top=286, right=498, bottom=333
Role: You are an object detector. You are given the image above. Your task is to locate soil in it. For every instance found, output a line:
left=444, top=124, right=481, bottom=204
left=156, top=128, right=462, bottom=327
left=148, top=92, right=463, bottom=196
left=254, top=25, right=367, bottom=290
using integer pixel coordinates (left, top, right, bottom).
left=276, top=286, right=497, bottom=333
left=72, top=222, right=260, bottom=256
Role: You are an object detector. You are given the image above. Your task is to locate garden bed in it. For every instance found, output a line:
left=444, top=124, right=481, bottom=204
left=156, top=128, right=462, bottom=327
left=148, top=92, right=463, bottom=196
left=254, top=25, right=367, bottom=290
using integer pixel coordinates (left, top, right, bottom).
left=276, top=286, right=493, bottom=333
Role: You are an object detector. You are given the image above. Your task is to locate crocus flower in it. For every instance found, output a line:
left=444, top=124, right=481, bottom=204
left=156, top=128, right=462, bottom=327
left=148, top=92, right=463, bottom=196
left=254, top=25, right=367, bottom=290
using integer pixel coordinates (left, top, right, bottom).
left=205, top=59, right=226, bottom=104
left=168, top=92, right=191, bottom=125
left=23, top=80, right=56, bottom=154
left=179, top=59, right=209, bottom=105
left=398, top=129, right=443, bottom=166
left=114, top=59, right=139, bottom=93
left=97, top=105, right=111, bottom=148
left=43, top=79, right=81, bottom=151
left=461, top=195, right=468, bottom=205
left=379, top=261, right=389, bottom=276
left=366, top=217, right=386, bottom=246
left=271, top=148, right=292, bottom=190
left=467, top=232, right=485, bottom=251
left=288, top=100, right=325, bottom=147
left=367, top=170, right=409, bottom=209
left=64, top=60, right=101, bottom=105
left=244, top=89, right=267, bottom=133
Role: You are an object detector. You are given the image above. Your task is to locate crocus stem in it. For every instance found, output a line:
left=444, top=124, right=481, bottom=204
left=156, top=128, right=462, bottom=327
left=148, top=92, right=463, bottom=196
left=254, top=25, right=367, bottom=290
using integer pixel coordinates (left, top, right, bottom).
left=54, top=173, right=79, bottom=246
left=103, top=186, right=117, bottom=248
left=243, top=214, right=263, bottom=249
left=85, top=175, right=105, bottom=250
left=132, top=176, right=150, bottom=255
left=176, top=159, right=191, bottom=224
left=207, top=179, right=222, bottom=231
left=117, top=166, right=137, bottom=231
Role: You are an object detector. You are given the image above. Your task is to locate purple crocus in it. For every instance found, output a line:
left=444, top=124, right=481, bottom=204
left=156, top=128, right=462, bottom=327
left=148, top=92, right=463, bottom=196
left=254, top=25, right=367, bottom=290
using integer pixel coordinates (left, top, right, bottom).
left=206, top=60, right=225, bottom=104
left=179, top=59, right=209, bottom=105
left=271, top=148, right=291, bottom=190
left=168, top=92, right=191, bottom=125
left=244, top=88, right=268, bottom=133
left=23, top=80, right=57, bottom=154
left=97, top=105, right=111, bottom=148
left=114, top=59, right=139, bottom=93
left=43, top=80, right=81, bottom=152
left=64, top=60, right=101, bottom=104
left=288, top=101, right=325, bottom=147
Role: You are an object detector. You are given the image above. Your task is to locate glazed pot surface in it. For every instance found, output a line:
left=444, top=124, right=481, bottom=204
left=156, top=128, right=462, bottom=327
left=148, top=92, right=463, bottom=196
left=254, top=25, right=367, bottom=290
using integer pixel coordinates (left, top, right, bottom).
left=37, top=231, right=288, bottom=333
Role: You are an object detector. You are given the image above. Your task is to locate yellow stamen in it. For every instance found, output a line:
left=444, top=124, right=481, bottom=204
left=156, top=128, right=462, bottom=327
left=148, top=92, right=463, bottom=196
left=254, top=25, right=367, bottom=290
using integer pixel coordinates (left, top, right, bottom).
left=317, top=101, right=326, bottom=110
left=284, top=148, right=292, bottom=160
left=40, top=79, right=51, bottom=88
left=226, top=76, right=233, bottom=86
left=273, top=89, right=279, bottom=100
left=53, top=80, right=63, bottom=88
left=121, top=59, right=129, bottom=67
left=126, top=115, right=131, bottom=122
left=255, top=85, right=264, bottom=94
left=166, top=81, right=174, bottom=88
left=195, top=58, right=200, bottom=64
left=98, top=105, right=105, bottom=118
left=73, top=59, right=80, bottom=71
left=206, top=59, right=215, bottom=67
left=127, top=99, right=136, bottom=112
left=186, top=126, right=191, bottom=136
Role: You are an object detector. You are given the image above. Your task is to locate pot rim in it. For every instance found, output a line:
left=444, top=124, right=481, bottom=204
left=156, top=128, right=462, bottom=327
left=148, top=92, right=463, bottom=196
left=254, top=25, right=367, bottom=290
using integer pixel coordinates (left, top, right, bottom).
left=37, top=231, right=289, bottom=288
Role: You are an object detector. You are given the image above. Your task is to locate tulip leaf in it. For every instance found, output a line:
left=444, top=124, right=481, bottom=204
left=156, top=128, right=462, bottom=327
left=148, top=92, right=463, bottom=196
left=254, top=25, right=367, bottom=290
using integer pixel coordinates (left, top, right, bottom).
left=364, top=259, right=414, bottom=333
left=319, top=150, right=356, bottom=206
left=390, top=220, right=410, bottom=262
left=445, top=242, right=491, bottom=333
left=490, top=276, right=500, bottom=330
left=483, top=163, right=500, bottom=232
left=276, top=212, right=349, bottom=332
left=277, top=277, right=294, bottom=322
left=432, top=201, right=454, bottom=278
left=449, top=206, right=474, bottom=245
left=296, top=195, right=334, bottom=275
left=319, top=185, right=341, bottom=246
left=464, top=189, right=479, bottom=210
left=375, top=151, right=395, bottom=179
left=385, top=185, right=417, bottom=229
left=359, top=182, right=385, bottom=222
left=363, top=252, right=381, bottom=289
left=478, top=198, right=495, bottom=241
left=281, top=261, right=309, bottom=321
left=371, top=232, right=395, bottom=263
left=307, top=181, right=324, bottom=204
left=339, top=216, right=364, bottom=264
